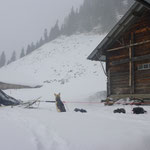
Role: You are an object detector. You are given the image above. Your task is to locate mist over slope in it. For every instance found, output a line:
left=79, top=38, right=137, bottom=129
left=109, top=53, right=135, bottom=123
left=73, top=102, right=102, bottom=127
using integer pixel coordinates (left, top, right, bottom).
left=0, top=33, right=106, bottom=101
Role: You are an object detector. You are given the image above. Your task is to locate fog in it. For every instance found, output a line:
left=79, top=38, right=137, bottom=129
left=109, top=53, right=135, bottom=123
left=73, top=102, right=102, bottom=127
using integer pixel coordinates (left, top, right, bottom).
left=0, top=0, right=83, bottom=58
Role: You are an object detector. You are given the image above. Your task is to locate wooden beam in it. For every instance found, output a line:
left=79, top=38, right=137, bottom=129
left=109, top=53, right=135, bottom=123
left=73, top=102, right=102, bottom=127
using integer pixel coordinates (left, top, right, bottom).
left=130, top=33, right=135, bottom=94
left=135, top=27, right=150, bottom=34
left=129, top=40, right=132, bottom=87
left=107, top=40, right=150, bottom=52
left=110, top=94, right=150, bottom=99
left=136, top=0, right=150, bottom=10
left=110, top=54, right=150, bottom=66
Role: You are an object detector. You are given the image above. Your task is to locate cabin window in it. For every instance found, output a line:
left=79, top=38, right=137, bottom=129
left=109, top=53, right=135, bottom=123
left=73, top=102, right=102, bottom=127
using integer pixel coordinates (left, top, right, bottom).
left=138, top=63, right=150, bottom=70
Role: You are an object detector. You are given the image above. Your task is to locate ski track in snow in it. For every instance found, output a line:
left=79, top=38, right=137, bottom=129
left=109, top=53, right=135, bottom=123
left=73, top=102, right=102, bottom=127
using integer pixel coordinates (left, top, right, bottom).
left=1, top=108, right=69, bottom=150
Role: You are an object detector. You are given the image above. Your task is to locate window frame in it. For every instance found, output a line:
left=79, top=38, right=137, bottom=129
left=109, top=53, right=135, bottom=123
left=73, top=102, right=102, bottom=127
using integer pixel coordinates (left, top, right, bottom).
left=138, top=63, right=150, bottom=70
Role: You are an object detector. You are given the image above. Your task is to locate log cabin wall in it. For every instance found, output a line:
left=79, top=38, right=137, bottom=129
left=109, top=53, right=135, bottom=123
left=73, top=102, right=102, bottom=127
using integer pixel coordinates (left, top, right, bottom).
left=107, top=10, right=150, bottom=96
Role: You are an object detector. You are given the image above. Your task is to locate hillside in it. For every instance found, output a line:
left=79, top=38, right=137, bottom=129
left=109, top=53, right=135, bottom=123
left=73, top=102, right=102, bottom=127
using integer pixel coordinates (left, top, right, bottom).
left=0, top=33, right=106, bottom=101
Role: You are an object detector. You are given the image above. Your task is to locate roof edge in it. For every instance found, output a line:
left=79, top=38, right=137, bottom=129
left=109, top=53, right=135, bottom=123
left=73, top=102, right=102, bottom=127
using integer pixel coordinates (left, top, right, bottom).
left=88, top=1, right=145, bottom=61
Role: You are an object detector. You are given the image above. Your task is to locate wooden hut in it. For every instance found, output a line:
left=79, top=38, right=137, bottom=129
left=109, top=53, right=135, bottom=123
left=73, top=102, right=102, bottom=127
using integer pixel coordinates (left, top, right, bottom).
left=88, top=0, right=150, bottom=100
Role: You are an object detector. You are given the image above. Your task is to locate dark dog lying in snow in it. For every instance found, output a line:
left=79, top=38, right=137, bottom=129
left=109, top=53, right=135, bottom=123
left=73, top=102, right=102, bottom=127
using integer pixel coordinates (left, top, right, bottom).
left=132, top=107, right=147, bottom=114
left=113, top=108, right=126, bottom=114
left=74, top=108, right=87, bottom=113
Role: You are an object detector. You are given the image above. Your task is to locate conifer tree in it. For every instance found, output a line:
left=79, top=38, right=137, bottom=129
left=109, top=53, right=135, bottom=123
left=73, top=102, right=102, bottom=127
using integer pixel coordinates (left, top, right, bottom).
left=49, top=20, right=60, bottom=41
left=30, top=42, right=35, bottom=52
left=35, top=41, right=40, bottom=49
left=0, top=51, right=6, bottom=68
left=39, top=37, right=44, bottom=47
left=26, top=44, right=31, bottom=55
left=44, top=28, right=48, bottom=43
left=20, top=48, right=25, bottom=58
left=10, top=51, right=16, bottom=63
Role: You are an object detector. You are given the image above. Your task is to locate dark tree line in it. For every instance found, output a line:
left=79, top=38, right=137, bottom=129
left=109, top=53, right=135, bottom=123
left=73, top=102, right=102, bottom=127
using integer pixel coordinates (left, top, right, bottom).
left=0, top=0, right=134, bottom=68
left=60, top=0, right=134, bottom=35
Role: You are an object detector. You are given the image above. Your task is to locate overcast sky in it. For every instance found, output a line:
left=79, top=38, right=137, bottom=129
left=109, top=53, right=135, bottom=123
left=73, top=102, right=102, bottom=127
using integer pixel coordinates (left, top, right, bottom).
left=0, top=0, right=83, bottom=58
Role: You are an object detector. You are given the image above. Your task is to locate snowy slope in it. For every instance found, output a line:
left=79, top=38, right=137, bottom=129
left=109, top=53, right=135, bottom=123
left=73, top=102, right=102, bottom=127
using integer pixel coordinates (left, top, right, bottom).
left=0, top=33, right=106, bottom=101
left=0, top=33, right=150, bottom=150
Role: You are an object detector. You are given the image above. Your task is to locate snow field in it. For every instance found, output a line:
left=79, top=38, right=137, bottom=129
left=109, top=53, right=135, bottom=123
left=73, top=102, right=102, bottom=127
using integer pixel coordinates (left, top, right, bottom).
left=0, top=33, right=150, bottom=150
left=0, top=104, right=150, bottom=150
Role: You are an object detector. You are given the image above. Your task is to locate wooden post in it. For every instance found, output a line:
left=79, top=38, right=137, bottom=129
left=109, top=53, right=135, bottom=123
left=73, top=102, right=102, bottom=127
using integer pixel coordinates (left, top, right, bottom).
left=129, top=33, right=135, bottom=94
left=106, top=51, right=111, bottom=97
left=107, top=69, right=111, bottom=96
left=129, top=42, right=132, bottom=87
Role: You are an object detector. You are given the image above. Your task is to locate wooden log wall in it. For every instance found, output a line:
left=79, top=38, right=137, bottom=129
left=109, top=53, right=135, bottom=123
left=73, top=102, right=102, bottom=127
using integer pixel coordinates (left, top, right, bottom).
left=107, top=10, right=150, bottom=96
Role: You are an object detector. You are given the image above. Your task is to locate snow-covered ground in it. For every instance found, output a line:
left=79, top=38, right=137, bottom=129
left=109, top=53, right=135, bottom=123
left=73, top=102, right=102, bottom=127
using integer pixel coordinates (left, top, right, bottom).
left=0, top=104, right=150, bottom=150
left=0, top=33, right=150, bottom=150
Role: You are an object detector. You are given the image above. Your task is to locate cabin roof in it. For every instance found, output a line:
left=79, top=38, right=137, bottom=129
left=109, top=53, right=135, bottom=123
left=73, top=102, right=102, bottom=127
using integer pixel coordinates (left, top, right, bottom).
left=88, top=0, right=150, bottom=61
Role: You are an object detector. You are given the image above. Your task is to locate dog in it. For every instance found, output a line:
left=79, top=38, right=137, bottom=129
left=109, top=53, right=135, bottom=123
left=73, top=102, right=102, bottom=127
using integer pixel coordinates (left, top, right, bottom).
left=54, top=93, right=66, bottom=112
left=113, top=108, right=126, bottom=114
left=74, top=108, right=87, bottom=113
left=132, top=107, right=147, bottom=114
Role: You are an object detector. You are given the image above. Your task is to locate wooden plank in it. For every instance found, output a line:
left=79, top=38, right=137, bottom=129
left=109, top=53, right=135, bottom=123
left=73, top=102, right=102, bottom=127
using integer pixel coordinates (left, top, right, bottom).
left=111, top=81, right=129, bottom=86
left=136, top=0, right=150, bottom=10
left=110, top=71, right=129, bottom=77
left=135, top=83, right=150, bottom=88
left=110, top=58, right=129, bottom=66
left=129, top=40, right=132, bottom=87
left=110, top=94, right=150, bottom=99
left=135, top=27, right=150, bottom=34
left=135, top=70, right=150, bottom=78
left=111, top=76, right=129, bottom=81
left=135, top=88, right=150, bottom=94
left=110, top=54, right=150, bottom=66
left=131, top=33, right=135, bottom=94
left=107, top=69, right=111, bottom=96
left=111, top=84, right=129, bottom=88
left=109, top=54, right=128, bottom=61
left=111, top=88, right=130, bottom=95
left=107, top=40, right=150, bottom=52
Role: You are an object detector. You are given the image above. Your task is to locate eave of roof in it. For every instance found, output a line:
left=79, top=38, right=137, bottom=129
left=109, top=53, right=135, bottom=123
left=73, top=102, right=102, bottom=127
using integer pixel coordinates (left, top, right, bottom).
left=88, top=1, right=147, bottom=61
left=136, top=0, right=150, bottom=10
